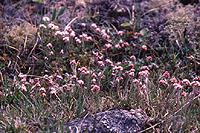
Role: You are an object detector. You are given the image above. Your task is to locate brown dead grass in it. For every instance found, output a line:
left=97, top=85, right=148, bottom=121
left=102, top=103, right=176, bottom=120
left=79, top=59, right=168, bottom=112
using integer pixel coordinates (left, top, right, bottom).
left=5, top=22, right=37, bottom=49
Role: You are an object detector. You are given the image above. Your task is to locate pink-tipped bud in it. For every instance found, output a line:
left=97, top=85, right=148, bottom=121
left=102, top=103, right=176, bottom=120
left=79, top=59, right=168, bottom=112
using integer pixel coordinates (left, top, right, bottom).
left=141, top=45, right=147, bottom=51
left=91, top=23, right=97, bottom=29
left=21, top=84, right=27, bottom=92
left=159, top=79, right=168, bottom=86
left=181, top=91, right=187, bottom=97
left=170, top=77, right=177, bottom=84
left=182, top=79, right=190, bottom=86
left=173, top=83, right=183, bottom=89
left=191, top=81, right=200, bottom=87
left=128, top=72, right=135, bottom=77
left=162, top=71, right=170, bottom=78
left=146, top=56, right=153, bottom=62
left=77, top=80, right=84, bottom=86
left=70, top=60, right=77, bottom=66
left=91, top=85, right=100, bottom=93
left=117, top=31, right=124, bottom=36
left=105, top=43, right=112, bottom=49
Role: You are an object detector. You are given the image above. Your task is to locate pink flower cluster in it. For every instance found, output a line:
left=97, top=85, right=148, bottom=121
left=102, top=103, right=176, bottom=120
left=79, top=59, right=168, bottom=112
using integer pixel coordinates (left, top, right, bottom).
left=158, top=71, right=200, bottom=96
left=145, top=56, right=153, bottom=62
left=138, top=66, right=150, bottom=79
left=90, top=23, right=110, bottom=40
left=91, top=84, right=100, bottom=93
left=93, top=51, right=103, bottom=61
left=105, top=59, right=114, bottom=67
left=16, top=73, right=65, bottom=97
left=70, top=59, right=77, bottom=66
left=15, top=72, right=88, bottom=97
left=53, top=25, right=76, bottom=43
left=78, top=67, right=90, bottom=75
left=92, top=51, right=113, bottom=68
left=48, top=23, right=59, bottom=31
left=132, top=78, right=148, bottom=99
left=79, top=33, right=93, bottom=42
left=90, top=72, right=100, bottom=93
left=115, top=40, right=130, bottom=49
left=130, top=66, right=151, bottom=99
left=77, top=79, right=84, bottom=87
left=132, top=79, right=142, bottom=88
left=104, top=43, right=112, bottom=50
left=124, top=64, right=135, bottom=78
left=112, top=65, right=123, bottom=76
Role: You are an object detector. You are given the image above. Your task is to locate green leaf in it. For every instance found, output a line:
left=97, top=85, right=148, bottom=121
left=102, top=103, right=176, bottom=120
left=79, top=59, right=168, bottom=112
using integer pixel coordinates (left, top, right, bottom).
left=52, top=9, right=57, bottom=21
left=76, top=90, right=84, bottom=117
left=139, top=28, right=148, bottom=36
left=56, top=7, right=66, bottom=19
left=32, top=0, right=44, bottom=4
left=120, top=22, right=132, bottom=28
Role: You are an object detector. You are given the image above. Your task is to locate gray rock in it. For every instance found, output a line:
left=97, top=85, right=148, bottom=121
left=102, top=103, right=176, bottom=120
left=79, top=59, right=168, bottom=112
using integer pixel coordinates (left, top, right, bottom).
left=65, top=109, right=148, bottom=133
